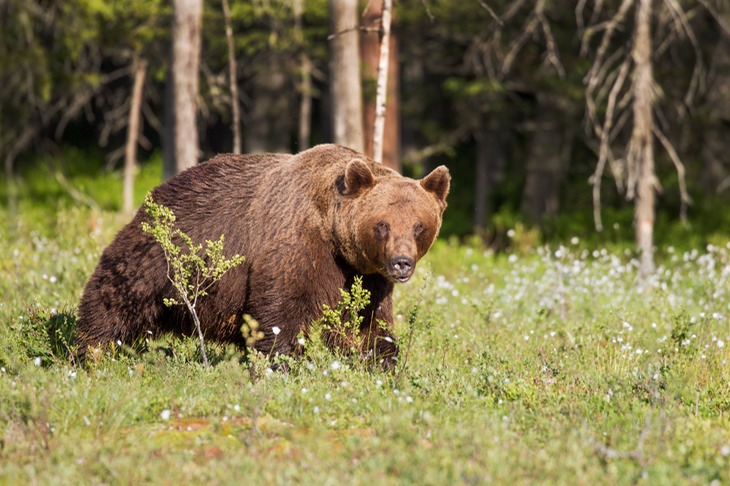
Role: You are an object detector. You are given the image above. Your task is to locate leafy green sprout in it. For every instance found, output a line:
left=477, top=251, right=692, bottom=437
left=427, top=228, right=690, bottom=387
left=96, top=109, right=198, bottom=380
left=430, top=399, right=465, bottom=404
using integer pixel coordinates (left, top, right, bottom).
left=140, top=193, right=245, bottom=367
left=319, top=276, right=370, bottom=356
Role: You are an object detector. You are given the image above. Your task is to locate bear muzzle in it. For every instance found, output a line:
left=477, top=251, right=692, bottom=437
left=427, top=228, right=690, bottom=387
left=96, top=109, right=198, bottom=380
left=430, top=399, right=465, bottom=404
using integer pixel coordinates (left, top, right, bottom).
left=387, top=256, right=415, bottom=283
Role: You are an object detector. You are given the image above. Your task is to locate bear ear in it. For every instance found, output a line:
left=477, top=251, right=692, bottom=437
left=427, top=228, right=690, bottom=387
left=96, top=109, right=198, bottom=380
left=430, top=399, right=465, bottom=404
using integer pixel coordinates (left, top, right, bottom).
left=420, top=165, right=451, bottom=205
left=341, top=158, right=375, bottom=196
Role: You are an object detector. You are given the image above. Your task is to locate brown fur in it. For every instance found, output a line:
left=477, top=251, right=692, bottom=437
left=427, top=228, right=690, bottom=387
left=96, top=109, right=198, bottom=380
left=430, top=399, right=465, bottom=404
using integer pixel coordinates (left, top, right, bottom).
left=76, top=144, right=450, bottom=366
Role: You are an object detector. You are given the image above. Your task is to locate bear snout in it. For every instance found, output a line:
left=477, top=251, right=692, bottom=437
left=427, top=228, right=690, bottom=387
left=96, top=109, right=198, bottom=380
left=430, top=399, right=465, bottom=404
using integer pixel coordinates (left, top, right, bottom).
left=388, top=256, right=415, bottom=282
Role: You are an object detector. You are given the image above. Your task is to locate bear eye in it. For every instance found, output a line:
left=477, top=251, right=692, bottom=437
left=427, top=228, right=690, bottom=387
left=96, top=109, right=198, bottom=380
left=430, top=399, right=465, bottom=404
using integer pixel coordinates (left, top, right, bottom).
left=414, top=222, right=425, bottom=237
left=375, top=220, right=390, bottom=238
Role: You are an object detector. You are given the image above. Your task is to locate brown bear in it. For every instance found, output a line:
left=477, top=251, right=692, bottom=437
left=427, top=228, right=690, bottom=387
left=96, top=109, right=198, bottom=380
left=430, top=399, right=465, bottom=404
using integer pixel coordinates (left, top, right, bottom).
left=76, top=144, right=450, bottom=367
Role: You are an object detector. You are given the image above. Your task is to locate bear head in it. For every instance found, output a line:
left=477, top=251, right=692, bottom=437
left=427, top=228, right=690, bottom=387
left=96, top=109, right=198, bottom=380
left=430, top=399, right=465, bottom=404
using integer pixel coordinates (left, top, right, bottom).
left=335, top=157, right=450, bottom=283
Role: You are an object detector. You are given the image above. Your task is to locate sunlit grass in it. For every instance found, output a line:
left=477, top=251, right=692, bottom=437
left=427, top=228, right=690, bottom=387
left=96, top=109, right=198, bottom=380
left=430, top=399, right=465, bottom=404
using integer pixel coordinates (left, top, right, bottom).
left=2, top=170, right=730, bottom=483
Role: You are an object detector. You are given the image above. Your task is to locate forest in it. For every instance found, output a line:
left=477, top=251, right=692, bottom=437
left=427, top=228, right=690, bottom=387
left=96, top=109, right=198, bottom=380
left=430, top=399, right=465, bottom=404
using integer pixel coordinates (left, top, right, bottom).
left=2, top=1, right=730, bottom=484
left=3, top=1, right=729, bottom=255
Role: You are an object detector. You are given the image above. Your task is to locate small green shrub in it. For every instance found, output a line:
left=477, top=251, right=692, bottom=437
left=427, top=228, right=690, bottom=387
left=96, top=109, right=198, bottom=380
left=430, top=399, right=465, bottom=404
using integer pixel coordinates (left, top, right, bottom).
left=141, top=193, right=245, bottom=367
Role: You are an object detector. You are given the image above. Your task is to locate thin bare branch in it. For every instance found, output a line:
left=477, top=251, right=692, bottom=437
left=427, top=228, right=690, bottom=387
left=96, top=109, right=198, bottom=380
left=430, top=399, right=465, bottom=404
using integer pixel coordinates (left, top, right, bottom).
left=581, top=0, right=633, bottom=65
left=589, top=48, right=627, bottom=107
left=420, top=0, right=435, bottom=22
left=55, top=89, right=96, bottom=140
left=500, top=0, right=528, bottom=24
left=589, top=57, right=631, bottom=231
left=538, top=6, right=565, bottom=78
left=653, top=126, right=692, bottom=219
left=327, top=25, right=379, bottom=41
left=478, top=1, right=503, bottom=26
left=698, top=0, right=730, bottom=36
left=716, top=176, right=730, bottom=194
left=501, top=0, right=543, bottom=76
left=402, top=125, right=470, bottom=166
left=663, top=0, right=705, bottom=113
left=576, top=0, right=587, bottom=36
left=142, top=100, right=164, bottom=136
left=54, top=168, right=100, bottom=211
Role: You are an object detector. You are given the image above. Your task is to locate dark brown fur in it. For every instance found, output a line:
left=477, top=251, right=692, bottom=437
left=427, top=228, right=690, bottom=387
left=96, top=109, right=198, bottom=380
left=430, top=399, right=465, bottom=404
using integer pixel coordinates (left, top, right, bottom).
left=76, top=144, right=450, bottom=366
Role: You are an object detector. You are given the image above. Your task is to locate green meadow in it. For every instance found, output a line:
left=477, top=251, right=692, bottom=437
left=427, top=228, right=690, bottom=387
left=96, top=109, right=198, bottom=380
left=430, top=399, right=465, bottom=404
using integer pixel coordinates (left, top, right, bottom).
left=1, top=157, right=729, bottom=485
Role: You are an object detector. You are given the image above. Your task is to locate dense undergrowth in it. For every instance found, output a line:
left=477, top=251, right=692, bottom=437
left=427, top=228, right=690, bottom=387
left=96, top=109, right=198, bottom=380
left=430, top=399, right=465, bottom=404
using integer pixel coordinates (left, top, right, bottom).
left=1, top=153, right=730, bottom=484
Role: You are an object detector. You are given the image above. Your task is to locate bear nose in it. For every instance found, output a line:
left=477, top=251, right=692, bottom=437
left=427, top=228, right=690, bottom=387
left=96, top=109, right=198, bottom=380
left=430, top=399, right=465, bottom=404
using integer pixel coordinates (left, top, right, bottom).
left=390, top=256, right=415, bottom=281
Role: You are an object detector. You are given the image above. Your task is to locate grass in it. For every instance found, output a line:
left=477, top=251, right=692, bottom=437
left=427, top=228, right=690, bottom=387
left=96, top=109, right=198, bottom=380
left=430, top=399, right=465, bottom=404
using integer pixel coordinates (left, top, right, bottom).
left=2, top=156, right=730, bottom=484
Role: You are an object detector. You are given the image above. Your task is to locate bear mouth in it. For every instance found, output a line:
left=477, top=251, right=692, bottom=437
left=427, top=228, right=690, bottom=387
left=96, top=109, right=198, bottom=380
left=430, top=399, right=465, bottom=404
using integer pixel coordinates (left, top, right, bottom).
left=385, top=267, right=414, bottom=283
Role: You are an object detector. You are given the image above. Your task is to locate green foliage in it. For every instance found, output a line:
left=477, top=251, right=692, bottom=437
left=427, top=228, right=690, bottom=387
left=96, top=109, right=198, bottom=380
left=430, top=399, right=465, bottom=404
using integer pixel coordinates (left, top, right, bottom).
left=322, top=276, right=370, bottom=332
left=141, top=193, right=245, bottom=307
left=312, top=276, right=371, bottom=360
left=140, top=193, right=245, bottom=366
left=2, top=308, right=78, bottom=371
left=2, top=148, right=161, bottom=212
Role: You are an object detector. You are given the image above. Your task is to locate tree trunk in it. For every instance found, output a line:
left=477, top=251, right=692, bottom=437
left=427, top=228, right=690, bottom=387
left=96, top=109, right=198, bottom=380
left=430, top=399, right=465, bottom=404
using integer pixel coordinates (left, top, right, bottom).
left=163, top=63, right=175, bottom=180
left=632, top=0, right=656, bottom=281
left=222, top=0, right=241, bottom=154
left=166, top=0, right=203, bottom=179
left=361, top=2, right=400, bottom=170
left=701, top=27, right=730, bottom=192
left=294, top=0, right=312, bottom=151
left=329, top=0, right=363, bottom=152
left=123, top=56, right=148, bottom=215
left=521, top=94, right=575, bottom=222
left=473, top=125, right=505, bottom=235
left=246, top=61, right=293, bottom=153
left=298, top=56, right=313, bottom=151
left=370, top=0, right=392, bottom=165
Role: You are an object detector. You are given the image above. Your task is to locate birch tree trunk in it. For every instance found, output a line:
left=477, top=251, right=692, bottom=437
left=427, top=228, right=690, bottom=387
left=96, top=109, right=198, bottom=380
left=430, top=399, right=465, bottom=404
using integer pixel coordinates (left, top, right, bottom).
left=329, top=0, right=363, bottom=152
left=631, top=0, right=656, bottom=281
left=362, top=0, right=399, bottom=170
left=165, top=0, right=203, bottom=179
left=123, top=56, right=148, bottom=215
left=371, top=0, right=392, bottom=164
left=222, top=0, right=241, bottom=154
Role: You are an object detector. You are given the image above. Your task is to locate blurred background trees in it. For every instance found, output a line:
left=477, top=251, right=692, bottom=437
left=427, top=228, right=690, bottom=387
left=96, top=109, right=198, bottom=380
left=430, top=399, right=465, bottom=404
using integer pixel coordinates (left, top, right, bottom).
left=1, top=0, right=729, bottom=261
